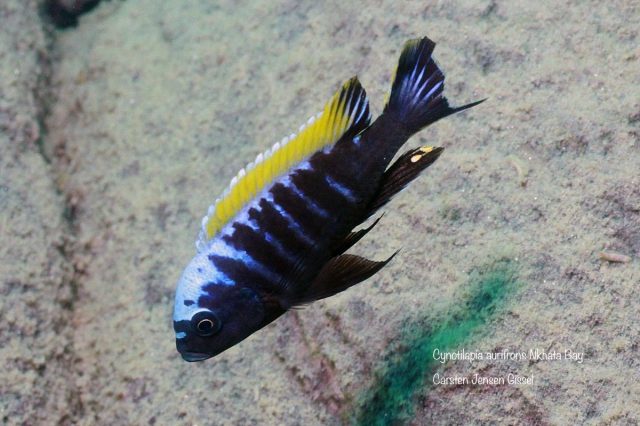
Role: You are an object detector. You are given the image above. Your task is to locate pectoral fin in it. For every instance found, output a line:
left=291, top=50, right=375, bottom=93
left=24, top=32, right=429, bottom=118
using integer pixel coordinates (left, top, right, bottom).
left=291, top=252, right=398, bottom=306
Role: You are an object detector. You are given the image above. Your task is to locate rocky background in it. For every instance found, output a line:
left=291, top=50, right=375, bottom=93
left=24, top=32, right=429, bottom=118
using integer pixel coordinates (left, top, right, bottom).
left=1, top=0, right=638, bottom=424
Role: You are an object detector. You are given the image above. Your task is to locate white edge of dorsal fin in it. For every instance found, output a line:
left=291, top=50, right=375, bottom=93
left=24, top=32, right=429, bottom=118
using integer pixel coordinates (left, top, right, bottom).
left=195, top=76, right=368, bottom=251
left=195, top=111, right=322, bottom=252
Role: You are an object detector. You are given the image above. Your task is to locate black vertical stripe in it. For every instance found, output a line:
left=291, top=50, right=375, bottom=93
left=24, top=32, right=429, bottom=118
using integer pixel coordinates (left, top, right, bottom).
left=308, top=146, right=364, bottom=188
left=206, top=254, right=274, bottom=291
left=222, top=223, right=294, bottom=277
left=269, top=182, right=328, bottom=239
left=249, top=201, right=313, bottom=255
left=290, top=167, right=357, bottom=214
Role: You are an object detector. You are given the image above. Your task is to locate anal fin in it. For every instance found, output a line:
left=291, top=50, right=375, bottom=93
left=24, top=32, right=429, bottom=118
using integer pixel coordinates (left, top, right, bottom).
left=292, top=252, right=398, bottom=306
left=367, top=146, right=444, bottom=215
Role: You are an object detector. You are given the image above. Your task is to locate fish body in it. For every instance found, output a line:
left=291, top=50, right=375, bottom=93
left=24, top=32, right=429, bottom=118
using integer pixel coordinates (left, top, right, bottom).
left=173, top=36, right=483, bottom=361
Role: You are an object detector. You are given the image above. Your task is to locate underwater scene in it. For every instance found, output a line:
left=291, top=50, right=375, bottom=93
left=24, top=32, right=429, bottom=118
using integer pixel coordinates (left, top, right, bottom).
left=1, top=0, right=639, bottom=424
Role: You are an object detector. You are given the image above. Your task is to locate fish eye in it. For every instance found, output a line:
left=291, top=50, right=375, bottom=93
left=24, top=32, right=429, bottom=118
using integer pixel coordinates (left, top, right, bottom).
left=191, top=311, right=221, bottom=337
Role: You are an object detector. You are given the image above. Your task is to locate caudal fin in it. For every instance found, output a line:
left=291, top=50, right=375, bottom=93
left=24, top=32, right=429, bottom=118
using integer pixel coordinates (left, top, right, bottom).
left=384, top=37, right=484, bottom=134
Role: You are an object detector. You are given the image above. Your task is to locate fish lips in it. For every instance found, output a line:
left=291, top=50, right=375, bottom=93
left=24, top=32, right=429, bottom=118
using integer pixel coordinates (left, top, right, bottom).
left=174, top=319, right=213, bottom=362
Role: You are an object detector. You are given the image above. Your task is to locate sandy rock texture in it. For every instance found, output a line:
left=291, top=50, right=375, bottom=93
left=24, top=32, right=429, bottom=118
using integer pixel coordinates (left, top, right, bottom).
left=0, top=1, right=78, bottom=424
left=2, top=0, right=639, bottom=424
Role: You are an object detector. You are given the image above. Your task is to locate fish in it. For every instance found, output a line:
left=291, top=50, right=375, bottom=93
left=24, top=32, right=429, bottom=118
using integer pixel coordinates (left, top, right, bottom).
left=173, top=36, right=483, bottom=362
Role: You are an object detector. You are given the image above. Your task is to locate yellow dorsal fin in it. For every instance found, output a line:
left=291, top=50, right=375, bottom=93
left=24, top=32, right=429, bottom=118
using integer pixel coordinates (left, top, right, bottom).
left=195, top=77, right=371, bottom=251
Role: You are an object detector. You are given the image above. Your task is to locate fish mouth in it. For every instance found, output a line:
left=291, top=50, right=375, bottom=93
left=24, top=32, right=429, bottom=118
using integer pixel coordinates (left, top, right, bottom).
left=181, top=352, right=213, bottom=362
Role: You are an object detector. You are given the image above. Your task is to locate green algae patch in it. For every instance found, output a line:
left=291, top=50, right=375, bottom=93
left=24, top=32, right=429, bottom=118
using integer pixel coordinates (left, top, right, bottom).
left=353, top=260, right=520, bottom=425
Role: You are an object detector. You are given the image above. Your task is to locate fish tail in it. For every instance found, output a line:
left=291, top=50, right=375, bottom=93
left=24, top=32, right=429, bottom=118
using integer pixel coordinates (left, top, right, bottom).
left=384, top=36, right=485, bottom=135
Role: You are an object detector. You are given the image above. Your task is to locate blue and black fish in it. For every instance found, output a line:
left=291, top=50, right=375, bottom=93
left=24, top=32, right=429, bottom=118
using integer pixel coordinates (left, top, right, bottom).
left=173, top=36, right=483, bottom=361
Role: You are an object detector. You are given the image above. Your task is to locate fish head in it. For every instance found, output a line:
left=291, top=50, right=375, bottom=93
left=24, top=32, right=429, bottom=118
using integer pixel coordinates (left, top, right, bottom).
left=173, top=251, right=265, bottom=362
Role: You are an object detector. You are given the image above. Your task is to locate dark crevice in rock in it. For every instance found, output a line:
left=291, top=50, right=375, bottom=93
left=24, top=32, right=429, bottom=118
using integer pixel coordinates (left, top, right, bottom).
left=30, top=9, right=89, bottom=423
left=33, top=43, right=54, bottom=165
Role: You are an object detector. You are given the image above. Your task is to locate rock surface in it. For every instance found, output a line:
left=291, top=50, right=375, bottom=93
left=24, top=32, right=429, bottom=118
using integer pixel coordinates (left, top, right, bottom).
left=0, top=1, right=78, bottom=424
left=2, top=0, right=639, bottom=424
